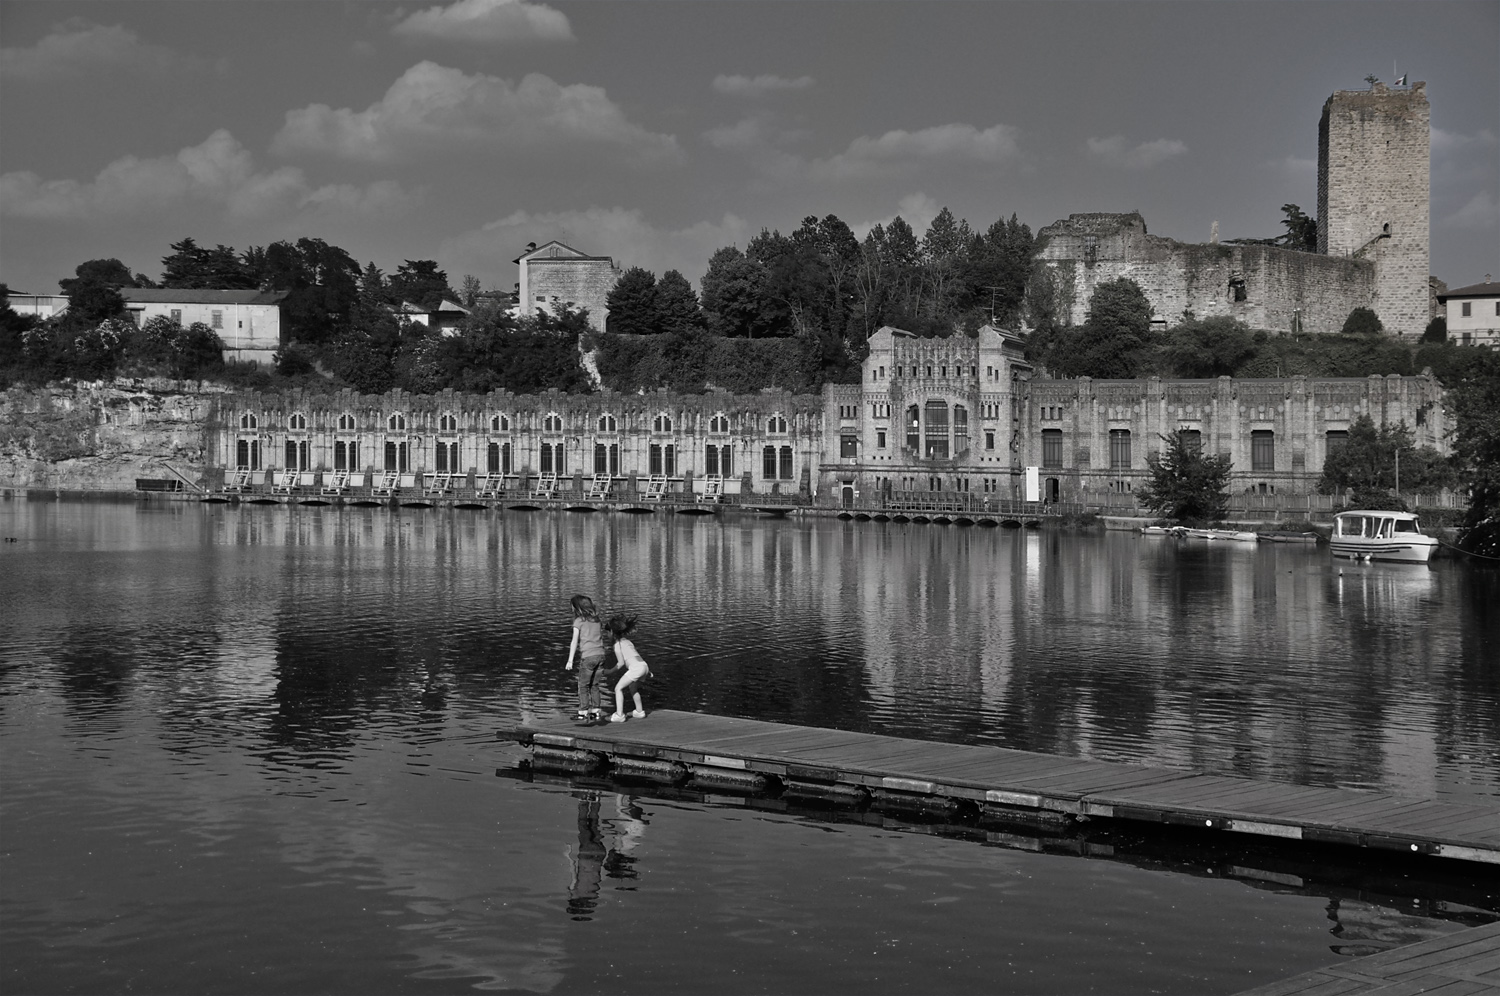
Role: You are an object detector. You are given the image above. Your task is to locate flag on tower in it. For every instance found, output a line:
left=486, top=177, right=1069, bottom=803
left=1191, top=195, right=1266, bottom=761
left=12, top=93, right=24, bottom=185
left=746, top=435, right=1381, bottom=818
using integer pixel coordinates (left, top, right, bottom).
left=1395, top=74, right=1408, bottom=86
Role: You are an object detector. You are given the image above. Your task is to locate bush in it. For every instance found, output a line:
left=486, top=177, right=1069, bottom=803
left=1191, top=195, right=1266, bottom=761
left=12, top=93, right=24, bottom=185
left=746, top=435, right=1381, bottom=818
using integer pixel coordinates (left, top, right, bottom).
left=1341, top=307, right=1384, bottom=335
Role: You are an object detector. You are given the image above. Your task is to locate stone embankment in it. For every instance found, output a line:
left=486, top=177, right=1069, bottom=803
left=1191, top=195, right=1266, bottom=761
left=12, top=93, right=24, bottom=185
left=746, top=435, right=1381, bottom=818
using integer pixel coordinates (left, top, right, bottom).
left=0, top=380, right=223, bottom=492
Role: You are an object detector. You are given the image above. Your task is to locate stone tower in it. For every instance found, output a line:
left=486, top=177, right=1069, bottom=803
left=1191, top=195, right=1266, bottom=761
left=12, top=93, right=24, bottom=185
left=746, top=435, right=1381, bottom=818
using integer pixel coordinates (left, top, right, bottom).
left=1317, top=81, right=1430, bottom=336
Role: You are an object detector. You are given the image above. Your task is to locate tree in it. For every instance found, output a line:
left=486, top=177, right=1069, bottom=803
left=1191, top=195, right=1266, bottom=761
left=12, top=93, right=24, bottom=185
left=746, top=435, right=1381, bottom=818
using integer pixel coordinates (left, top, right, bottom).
left=388, top=260, right=453, bottom=311
left=1318, top=414, right=1454, bottom=502
left=160, top=238, right=256, bottom=289
left=1225, top=203, right=1317, bottom=251
left=1158, top=316, right=1258, bottom=377
left=700, top=247, right=767, bottom=338
left=1063, top=277, right=1155, bottom=378
left=654, top=270, right=703, bottom=335
left=605, top=267, right=659, bottom=334
left=1448, top=349, right=1500, bottom=556
left=459, top=275, right=482, bottom=308
left=1341, top=306, right=1383, bottom=335
left=1421, top=315, right=1447, bottom=344
left=256, top=238, right=362, bottom=345
left=1137, top=432, right=1233, bottom=522
left=58, top=259, right=136, bottom=296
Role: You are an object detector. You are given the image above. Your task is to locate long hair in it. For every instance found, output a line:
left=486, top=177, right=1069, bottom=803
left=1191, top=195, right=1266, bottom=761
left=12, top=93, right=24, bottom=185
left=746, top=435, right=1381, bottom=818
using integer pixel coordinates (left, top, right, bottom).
left=571, top=594, right=598, bottom=621
left=604, top=614, right=637, bottom=641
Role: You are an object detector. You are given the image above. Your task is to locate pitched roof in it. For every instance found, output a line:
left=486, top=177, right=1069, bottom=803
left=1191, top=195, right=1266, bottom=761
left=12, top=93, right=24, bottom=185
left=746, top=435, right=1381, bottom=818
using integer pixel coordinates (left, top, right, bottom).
left=1437, top=280, right=1498, bottom=300
left=121, top=288, right=288, bottom=305
left=513, top=240, right=613, bottom=264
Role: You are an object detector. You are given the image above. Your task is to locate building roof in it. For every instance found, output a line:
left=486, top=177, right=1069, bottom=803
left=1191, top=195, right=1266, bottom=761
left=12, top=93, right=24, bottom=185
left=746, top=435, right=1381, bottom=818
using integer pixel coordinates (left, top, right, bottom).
left=512, top=240, right=614, bottom=264
left=1437, top=279, right=1498, bottom=300
left=121, top=288, right=288, bottom=305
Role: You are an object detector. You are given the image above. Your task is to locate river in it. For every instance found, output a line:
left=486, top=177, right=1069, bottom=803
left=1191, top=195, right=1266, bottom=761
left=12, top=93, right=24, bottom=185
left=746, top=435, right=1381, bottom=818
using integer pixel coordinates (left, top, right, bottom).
left=2, top=500, right=1496, bottom=994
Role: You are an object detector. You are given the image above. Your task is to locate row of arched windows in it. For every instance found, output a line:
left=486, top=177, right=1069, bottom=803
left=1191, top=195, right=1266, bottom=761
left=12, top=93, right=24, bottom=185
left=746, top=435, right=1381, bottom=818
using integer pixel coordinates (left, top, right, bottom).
left=239, top=410, right=795, bottom=434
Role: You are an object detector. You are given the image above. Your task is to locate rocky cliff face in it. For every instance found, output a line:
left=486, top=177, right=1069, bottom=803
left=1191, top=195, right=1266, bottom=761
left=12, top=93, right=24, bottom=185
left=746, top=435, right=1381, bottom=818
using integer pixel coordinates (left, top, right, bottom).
left=0, top=380, right=224, bottom=490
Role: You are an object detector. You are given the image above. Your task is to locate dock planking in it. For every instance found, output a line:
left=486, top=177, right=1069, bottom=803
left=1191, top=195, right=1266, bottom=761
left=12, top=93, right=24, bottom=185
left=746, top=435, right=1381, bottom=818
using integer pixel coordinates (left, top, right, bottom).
left=1234, top=921, right=1500, bottom=996
left=502, top=710, right=1500, bottom=864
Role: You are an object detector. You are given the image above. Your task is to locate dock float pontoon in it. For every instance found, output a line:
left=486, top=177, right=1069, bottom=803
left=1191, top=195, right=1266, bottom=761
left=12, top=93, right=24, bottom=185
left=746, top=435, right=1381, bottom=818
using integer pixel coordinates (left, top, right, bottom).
left=500, top=710, right=1500, bottom=866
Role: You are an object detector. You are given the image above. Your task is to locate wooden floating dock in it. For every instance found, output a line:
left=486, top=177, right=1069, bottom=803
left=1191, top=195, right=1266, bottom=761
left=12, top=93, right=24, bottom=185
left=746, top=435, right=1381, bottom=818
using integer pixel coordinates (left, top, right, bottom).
left=500, top=710, right=1500, bottom=866
left=1236, top=920, right=1500, bottom=995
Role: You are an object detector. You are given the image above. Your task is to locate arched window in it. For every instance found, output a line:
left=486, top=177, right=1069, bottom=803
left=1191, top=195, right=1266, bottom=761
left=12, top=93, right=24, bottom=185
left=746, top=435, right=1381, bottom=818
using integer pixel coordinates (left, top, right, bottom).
left=337, top=413, right=355, bottom=432
left=767, top=414, right=787, bottom=434
left=653, top=413, right=673, bottom=433
left=490, top=414, right=509, bottom=432
left=239, top=412, right=258, bottom=430
left=288, top=413, right=307, bottom=431
left=598, top=414, right=618, bottom=433
left=387, top=413, right=407, bottom=432
left=924, top=400, right=949, bottom=460
left=709, top=413, right=729, bottom=434
left=439, top=413, right=457, bottom=432
left=544, top=413, right=563, bottom=433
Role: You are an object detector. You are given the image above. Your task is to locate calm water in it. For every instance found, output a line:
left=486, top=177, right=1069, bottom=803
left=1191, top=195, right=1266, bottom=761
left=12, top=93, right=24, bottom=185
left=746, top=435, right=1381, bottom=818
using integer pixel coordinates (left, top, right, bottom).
left=2, top=500, right=1497, bottom=995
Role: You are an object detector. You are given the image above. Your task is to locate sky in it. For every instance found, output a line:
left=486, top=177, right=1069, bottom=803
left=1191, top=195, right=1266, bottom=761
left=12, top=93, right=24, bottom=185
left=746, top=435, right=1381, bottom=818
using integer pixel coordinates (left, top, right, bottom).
left=2, top=0, right=1496, bottom=299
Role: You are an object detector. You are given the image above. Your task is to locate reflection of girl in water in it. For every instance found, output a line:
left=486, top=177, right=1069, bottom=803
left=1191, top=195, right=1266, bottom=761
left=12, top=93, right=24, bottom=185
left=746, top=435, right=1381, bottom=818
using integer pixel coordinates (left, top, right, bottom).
left=566, top=793, right=646, bottom=920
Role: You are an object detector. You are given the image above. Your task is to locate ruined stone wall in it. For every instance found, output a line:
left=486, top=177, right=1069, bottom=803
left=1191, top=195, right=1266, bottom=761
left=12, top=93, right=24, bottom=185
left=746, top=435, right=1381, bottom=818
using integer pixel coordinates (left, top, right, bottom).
left=1319, top=82, right=1430, bottom=335
left=0, top=380, right=224, bottom=490
left=1034, top=213, right=1375, bottom=334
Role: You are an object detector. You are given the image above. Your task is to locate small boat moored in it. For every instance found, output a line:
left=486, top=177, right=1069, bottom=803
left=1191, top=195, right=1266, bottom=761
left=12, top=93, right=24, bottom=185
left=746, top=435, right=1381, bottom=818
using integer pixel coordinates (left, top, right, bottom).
left=1330, top=509, right=1438, bottom=563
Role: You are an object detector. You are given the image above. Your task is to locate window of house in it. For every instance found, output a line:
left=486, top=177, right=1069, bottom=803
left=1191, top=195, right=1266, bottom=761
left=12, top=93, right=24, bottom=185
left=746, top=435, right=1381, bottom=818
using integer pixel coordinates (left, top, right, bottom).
left=779, top=445, right=793, bottom=481
left=599, top=414, right=618, bottom=433
left=288, top=413, right=307, bottom=430
left=240, top=413, right=258, bottom=430
left=650, top=444, right=675, bottom=475
left=211, top=310, right=224, bottom=329
left=985, top=430, right=995, bottom=451
left=1325, top=430, right=1348, bottom=457
left=491, top=414, right=509, bottom=432
left=487, top=442, right=513, bottom=475
left=953, top=405, right=968, bottom=449
left=762, top=446, right=777, bottom=479
left=924, top=400, right=949, bottom=460
left=544, top=413, right=563, bottom=432
left=439, top=414, right=457, bottom=432
left=1178, top=429, right=1202, bottom=455
left=235, top=439, right=261, bottom=470
left=1109, top=429, right=1131, bottom=470
left=334, top=441, right=359, bottom=471
left=384, top=441, right=410, bottom=473
left=1252, top=430, right=1275, bottom=472
left=171, top=309, right=182, bottom=324
left=1462, top=302, right=1472, bottom=317
left=709, top=413, right=728, bottom=433
left=387, top=413, right=406, bottom=432
left=767, top=414, right=786, bottom=434
left=840, top=435, right=858, bottom=458
left=284, top=440, right=309, bottom=472
left=654, top=413, right=673, bottom=433
left=1042, top=429, right=1063, bottom=469
left=906, top=405, right=920, bottom=451
left=877, top=429, right=887, bottom=449
left=435, top=441, right=458, bottom=473
left=337, top=413, right=355, bottom=432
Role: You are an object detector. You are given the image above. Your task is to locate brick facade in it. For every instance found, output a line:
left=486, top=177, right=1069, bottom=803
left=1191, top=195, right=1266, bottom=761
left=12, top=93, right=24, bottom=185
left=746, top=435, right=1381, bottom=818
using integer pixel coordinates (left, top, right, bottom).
left=516, top=241, right=621, bottom=333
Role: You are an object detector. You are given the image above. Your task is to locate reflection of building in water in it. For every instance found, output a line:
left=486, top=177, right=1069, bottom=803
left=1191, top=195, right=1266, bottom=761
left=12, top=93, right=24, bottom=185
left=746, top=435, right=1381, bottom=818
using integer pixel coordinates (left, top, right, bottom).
left=566, top=793, right=645, bottom=922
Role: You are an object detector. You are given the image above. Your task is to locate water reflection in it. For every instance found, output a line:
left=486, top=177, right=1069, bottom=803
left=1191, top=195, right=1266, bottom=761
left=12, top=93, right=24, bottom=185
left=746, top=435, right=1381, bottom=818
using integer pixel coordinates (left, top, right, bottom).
left=567, top=793, right=645, bottom=921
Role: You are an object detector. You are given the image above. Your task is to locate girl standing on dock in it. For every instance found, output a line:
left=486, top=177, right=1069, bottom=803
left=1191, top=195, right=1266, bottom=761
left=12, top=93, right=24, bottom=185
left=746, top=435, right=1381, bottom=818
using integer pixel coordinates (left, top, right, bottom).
left=565, top=595, right=608, bottom=723
left=605, top=615, right=651, bottom=722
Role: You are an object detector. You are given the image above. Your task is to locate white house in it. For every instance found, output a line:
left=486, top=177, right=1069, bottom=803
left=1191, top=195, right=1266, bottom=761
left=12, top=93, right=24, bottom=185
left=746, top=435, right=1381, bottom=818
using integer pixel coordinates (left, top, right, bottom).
left=1437, top=277, right=1500, bottom=348
left=120, top=289, right=287, bottom=364
left=6, top=293, right=70, bottom=319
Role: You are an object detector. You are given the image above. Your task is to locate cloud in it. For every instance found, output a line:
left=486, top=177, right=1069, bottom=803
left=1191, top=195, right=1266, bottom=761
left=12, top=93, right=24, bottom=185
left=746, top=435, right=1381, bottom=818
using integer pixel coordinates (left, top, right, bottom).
left=849, top=193, right=942, bottom=240
left=0, top=17, right=201, bottom=80
left=712, top=74, right=814, bottom=98
left=0, top=130, right=417, bottom=221
left=391, top=0, right=573, bottom=44
left=1441, top=190, right=1498, bottom=231
left=809, top=124, right=1022, bottom=180
left=271, top=61, right=681, bottom=166
left=1086, top=135, right=1188, bottom=169
left=1431, top=126, right=1499, bottom=155
left=440, top=207, right=753, bottom=287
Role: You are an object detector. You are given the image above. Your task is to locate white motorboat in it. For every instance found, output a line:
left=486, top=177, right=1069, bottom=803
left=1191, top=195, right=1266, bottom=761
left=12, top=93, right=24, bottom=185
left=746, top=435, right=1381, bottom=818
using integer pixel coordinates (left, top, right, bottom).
left=1330, top=510, right=1438, bottom=563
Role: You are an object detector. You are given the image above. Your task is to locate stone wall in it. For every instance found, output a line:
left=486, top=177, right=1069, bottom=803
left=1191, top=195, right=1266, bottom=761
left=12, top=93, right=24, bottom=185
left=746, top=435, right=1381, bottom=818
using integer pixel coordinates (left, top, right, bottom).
left=0, top=381, right=223, bottom=490
left=1034, top=213, right=1376, bottom=334
left=521, top=258, right=620, bottom=333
